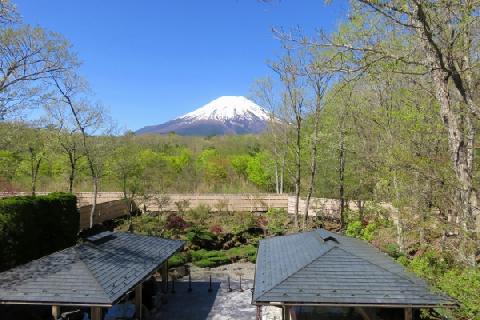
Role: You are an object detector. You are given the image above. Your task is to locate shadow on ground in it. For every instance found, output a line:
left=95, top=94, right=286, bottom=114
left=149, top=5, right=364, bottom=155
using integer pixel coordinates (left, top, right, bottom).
left=150, top=279, right=256, bottom=320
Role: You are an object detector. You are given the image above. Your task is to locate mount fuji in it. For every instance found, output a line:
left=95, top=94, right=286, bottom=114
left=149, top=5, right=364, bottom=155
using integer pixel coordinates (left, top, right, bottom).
left=136, top=96, right=271, bottom=136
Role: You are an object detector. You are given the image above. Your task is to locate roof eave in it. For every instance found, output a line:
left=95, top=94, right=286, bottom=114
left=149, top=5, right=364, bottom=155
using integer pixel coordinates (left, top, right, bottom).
left=0, top=300, right=113, bottom=308
left=252, top=300, right=458, bottom=309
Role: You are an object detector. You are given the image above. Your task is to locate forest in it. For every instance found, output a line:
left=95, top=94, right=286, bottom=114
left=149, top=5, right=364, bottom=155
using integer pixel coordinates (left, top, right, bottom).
left=0, top=0, right=479, bottom=319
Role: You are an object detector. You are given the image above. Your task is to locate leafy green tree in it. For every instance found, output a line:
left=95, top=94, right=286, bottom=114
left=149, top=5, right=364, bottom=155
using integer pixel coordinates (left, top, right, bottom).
left=246, top=152, right=273, bottom=189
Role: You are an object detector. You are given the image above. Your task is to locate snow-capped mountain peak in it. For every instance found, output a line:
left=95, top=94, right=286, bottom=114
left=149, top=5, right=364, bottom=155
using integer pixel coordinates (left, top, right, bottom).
left=136, top=96, right=271, bottom=136
left=178, top=96, right=270, bottom=121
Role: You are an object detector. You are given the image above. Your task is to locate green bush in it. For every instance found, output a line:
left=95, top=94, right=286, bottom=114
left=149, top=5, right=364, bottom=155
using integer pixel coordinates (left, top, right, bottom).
left=168, top=253, right=186, bottom=268
left=230, top=212, right=258, bottom=234
left=437, top=267, right=480, bottom=320
left=190, top=245, right=258, bottom=268
left=186, top=204, right=211, bottom=224
left=345, top=220, right=363, bottom=238
left=225, top=245, right=257, bottom=262
left=265, top=208, right=288, bottom=235
left=191, top=249, right=230, bottom=268
left=185, top=225, right=216, bottom=249
left=194, top=256, right=230, bottom=268
left=128, top=214, right=166, bottom=236
left=401, top=250, right=479, bottom=319
left=385, top=243, right=403, bottom=259
left=346, top=220, right=378, bottom=242
left=361, top=222, right=378, bottom=241
left=0, top=192, right=79, bottom=271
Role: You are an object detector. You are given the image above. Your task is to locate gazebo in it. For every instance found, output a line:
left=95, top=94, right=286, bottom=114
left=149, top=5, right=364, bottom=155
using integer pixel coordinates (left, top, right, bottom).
left=0, top=231, right=184, bottom=320
left=252, top=229, right=456, bottom=320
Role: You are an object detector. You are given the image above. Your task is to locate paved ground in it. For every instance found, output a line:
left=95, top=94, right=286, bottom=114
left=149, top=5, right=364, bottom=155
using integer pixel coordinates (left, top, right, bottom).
left=149, top=279, right=256, bottom=320
left=147, top=263, right=257, bottom=320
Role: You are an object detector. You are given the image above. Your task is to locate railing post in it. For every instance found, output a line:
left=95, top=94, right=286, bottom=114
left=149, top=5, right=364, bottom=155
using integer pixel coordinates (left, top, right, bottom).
left=51, top=305, right=60, bottom=320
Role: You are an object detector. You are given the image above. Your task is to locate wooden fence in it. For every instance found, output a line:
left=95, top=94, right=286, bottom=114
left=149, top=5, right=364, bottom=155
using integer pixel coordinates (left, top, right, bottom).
left=1, top=192, right=359, bottom=230
left=78, top=199, right=132, bottom=230
left=137, top=193, right=289, bottom=212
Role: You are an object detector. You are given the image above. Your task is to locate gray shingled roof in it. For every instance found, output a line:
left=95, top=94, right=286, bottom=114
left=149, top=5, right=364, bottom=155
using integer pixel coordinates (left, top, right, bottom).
left=253, top=229, right=455, bottom=307
left=0, top=232, right=184, bottom=306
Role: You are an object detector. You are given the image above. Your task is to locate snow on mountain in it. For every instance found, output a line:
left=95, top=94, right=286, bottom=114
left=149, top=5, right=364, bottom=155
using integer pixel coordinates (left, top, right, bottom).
left=178, top=96, right=270, bottom=122
left=136, top=96, right=271, bottom=136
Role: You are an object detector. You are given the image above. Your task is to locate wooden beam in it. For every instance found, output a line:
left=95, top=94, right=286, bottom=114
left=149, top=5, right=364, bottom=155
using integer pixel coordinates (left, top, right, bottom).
left=51, top=305, right=60, bottom=319
left=90, top=307, right=102, bottom=320
left=135, top=283, right=143, bottom=320
left=404, top=307, right=413, bottom=320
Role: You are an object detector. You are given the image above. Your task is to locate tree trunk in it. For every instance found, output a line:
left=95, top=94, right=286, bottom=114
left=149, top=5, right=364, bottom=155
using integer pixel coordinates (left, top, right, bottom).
left=303, top=106, right=321, bottom=229
left=280, top=130, right=287, bottom=194
left=357, top=200, right=364, bottom=222
left=30, top=153, right=41, bottom=196
left=293, top=117, right=302, bottom=229
left=274, top=161, right=279, bottom=194
left=413, top=3, right=478, bottom=265
left=123, top=174, right=127, bottom=199
left=90, top=174, right=98, bottom=228
left=279, top=124, right=288, bottom=195
left=432, top=69, right=476, bottom=264
left=338, top=130, right=346, bottom=229
left=67, top=151, right=76, bottom=193
left=392, top=172, right=405, bottom=254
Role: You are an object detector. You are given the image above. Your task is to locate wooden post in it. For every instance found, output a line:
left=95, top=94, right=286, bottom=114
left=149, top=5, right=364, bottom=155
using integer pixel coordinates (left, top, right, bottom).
left=51, top=305, right=60, bottom=320
left=161, top=262, right=168, bottom=293
left=135, top=283, right=143, bottom=320
left=404, top=308, right=413, bottom=320
left=282, top=306, right=290, bottom=320
left=90, top=307, right=102, bottom=320
left=256, top=305, right=262, bottom=320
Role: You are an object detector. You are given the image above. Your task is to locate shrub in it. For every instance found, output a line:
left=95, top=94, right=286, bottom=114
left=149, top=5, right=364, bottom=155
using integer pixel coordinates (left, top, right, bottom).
left=209, top=224, right=223, bottom=234
left=186, top=204, right=210, bottom=224
left=165, top=213, right=188, bottom=231
left=0, top=193, right=79, bottom=271
left=230, top=211, right=258, bottom=234
left=185, top=225, right=216, bottom=249
left=191, top=249, right=230, bottom=268
left=345, top=220, right=363, bottom=238
left=346, top=219, right=378, bottom=242
left=265, top=208, right=288, bottom=235
left=402, top=250, right=479, bottom=319
left=437, top=267, right=480, bottom=320
left=128, top=214, right=165, bottom=236
left=384, top=243, right=403, bottom=259
left=226, top=245, right=257, bottom=263
left=194, top=257, right=230, bottom=268
left=168, top=253, right=186, bottom=268
left=361, top=222, right=378, bottom=241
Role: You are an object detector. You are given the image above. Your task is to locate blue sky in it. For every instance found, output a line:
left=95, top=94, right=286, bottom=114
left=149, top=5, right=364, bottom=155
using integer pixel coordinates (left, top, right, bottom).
left=16, top=0, right=348, bottom=131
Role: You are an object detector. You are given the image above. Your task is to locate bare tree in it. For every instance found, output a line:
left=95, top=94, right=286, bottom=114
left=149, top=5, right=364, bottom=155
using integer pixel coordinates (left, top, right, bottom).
left=271, top=48, right=305, bottom=228
left=0, top=0, right=18, bottom=26
left=44, top=102, right=83, bottom=192
left=302, top=60, right=330, bottom=229
left=0, top=21, right=77, bottom=119
left=252, top=77, right=288, bottom=194
left=52, top=73, right=110, bottom=228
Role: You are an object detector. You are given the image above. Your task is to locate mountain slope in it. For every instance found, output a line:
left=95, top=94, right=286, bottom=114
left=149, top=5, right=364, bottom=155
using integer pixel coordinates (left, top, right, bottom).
left=136, top=96, right=270, bottom=136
